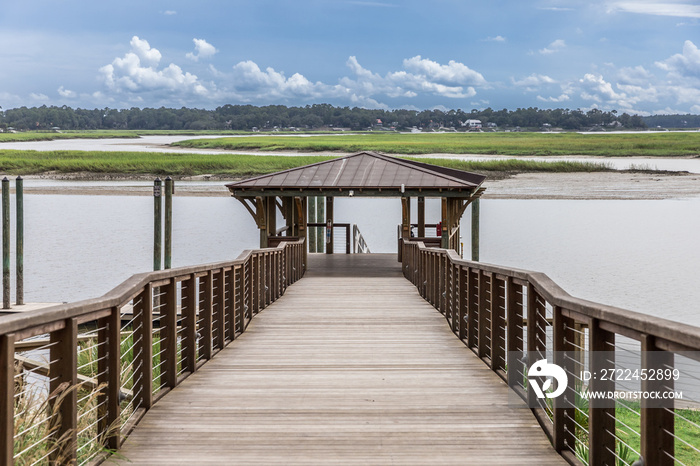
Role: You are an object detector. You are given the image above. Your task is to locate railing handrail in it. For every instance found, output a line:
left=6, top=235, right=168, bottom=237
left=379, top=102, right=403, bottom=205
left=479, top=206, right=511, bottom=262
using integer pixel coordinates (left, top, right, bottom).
left=411, top=240, right=700, bottom=348
left=353, top=224, right=370, bottom=254
left=0, top=239, right=304, bottom=336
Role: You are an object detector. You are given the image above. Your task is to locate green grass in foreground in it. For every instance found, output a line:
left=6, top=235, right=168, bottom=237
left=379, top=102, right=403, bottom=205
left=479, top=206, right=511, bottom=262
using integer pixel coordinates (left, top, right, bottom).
left=0, top=150, right=613, bottom=177
left=174, top=132, right=700, bottom=157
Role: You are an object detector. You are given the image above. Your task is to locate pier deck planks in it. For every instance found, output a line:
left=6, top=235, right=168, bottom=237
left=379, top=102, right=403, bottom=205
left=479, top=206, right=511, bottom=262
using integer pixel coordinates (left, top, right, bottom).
left=115, top=254, right=565, bottom=465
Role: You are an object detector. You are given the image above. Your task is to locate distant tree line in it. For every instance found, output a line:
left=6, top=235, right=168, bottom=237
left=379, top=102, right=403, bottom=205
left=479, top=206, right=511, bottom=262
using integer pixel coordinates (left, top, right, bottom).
left=642, top=114, right=700, bottom=129
left=0, top=104, right=649, bottom=131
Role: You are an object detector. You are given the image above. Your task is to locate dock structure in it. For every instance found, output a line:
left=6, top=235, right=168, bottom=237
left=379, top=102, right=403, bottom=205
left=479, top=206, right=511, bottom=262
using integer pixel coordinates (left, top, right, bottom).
left=113, top=255, right=564, bottom=464
left=2, top=155, right=700, bottom=465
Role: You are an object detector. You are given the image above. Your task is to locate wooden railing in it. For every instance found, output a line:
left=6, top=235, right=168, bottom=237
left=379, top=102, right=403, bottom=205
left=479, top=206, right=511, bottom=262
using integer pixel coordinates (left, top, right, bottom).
left=401, top=239, right=700, bottom=466
left=352, top=224, right=370, bottom=254
left=1, top=239, right=305, bottom=465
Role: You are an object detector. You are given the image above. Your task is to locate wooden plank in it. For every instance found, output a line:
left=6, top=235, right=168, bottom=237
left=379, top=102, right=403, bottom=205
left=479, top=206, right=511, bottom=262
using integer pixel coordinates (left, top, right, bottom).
left=115, top=255, right=565, bottom=465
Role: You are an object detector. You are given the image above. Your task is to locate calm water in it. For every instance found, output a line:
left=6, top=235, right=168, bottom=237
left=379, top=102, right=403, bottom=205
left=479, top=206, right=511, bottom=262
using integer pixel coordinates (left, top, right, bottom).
left=4, top=188, right=699, bottom=329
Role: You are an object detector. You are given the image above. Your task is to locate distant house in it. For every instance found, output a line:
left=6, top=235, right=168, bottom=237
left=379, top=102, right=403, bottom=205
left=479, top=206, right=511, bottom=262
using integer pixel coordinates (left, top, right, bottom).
left=462, top=119, right=482, bottom=129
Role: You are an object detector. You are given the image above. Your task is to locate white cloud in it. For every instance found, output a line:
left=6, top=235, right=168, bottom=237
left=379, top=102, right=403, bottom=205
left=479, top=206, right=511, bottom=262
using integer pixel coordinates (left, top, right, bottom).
left=186, top=38, right=218, bottom=62
left=483, top=35, right=506, bottom=42
left=163, top=10, right=177, bottom=15
left=512, top=74, right=556, bottom=89
left=656, top=40, right=700, bottom=79
left=231, top=60, right=326, bottom=99
left=100, top=36, right=209, bottom=99
left=537, top=94, right=571, bottom=102
left=539, top=39, right=566, bottom=55
left=607, top=2, right=700, bottom=18
left=30, top=93, right=49, bottom=101
left=403, top=56, right=486, bottom=86
left=58, top=86, right=77, bottom=98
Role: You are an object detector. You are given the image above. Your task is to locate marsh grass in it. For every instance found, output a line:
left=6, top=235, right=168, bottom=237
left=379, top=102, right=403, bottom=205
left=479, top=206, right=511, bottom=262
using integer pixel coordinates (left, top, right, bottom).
left=173, top=132, right=700, bottom=157
left=0, top=150, right=613, bottom=177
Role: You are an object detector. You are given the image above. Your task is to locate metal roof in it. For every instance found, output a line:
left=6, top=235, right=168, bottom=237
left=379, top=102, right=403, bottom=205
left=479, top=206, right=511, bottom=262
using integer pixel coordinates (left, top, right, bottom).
left=226, top=152, right=486, bottom=197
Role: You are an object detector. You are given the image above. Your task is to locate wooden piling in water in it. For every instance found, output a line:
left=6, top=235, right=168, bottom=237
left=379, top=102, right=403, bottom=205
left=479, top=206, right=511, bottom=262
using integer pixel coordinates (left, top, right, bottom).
left=15, top=176, right=23, bottom=306
left=153, top=178, right=162, bottom=271
left=2, top=178, right=9, bottom=309
left=164, top=177, right=173, bottom=269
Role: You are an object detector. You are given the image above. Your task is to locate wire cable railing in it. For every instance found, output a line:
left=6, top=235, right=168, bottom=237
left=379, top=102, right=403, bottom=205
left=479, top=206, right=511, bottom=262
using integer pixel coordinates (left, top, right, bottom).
left=1, top=239, right=305, bottom=465
left=401, top=238, right=700, bottom=466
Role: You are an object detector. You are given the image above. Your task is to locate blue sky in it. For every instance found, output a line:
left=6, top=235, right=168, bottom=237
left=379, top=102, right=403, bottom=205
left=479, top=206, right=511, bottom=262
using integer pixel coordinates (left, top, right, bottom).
left=1, top=0, right=699, bottom=114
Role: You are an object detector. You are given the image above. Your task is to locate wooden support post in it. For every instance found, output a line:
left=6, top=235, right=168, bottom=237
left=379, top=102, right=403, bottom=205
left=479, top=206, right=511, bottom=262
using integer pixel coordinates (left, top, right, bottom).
left=98, top=309, right=120, bottom=451
left=214, top=269, right=226, bottom=349
left=641, top=335, right=675, bottom=466
left=257, top=197, right=268, bottom=248
left=0, top=333, right=15, bottom=465
left=326, top=196, right=334, bottom=254
left=2, top=177, right=9, bottom=310
left=134, top=284, right=153, bottom=410
left=266, top=197, right=277, bottom=243
left=467, top=269, right=478, bottom=349
left=50, top=318, right=78, bottom=463
left=588, top=318, right=616, bottom=466
left=228, top=266, right=237, bottom=339
left=401, top=196, right=411, bottom=238
left=153, top=178, right=162, bottom=271
left=182, top=275, right=197, bottom=372
left=164, top=278, right=178, bottom=388
left=491, top=276, right=506, bottom=372
left=15, top=176, right=23, bottom=305
left=417, top=196, right=425, bottom=238
left=441, top=197, right=449, bottom=249
left=308, top=197, right=316, bottom=253
left=471, top=198, right=480, bottom=261
left=200, top=272, right=213, bottom=361
left=506, top=278, right=524, bottom=391
left=478, top=271, right=489, bottom=359
left=458, top=266, right=467, bottom=341
left=164, top=177, right=173, bottom=269
left=316, top=196, right=324, bottom=253
left=552, top=306, right=576, bottom=454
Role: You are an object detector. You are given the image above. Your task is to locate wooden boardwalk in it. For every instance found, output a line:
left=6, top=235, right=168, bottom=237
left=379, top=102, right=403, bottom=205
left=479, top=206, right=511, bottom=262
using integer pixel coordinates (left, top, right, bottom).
left=113, top=254, right=565, bottom=465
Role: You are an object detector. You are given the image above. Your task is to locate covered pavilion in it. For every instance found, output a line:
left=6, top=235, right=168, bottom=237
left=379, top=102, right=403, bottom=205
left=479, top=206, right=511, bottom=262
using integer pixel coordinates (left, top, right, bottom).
left=226, top=151, right=486, bottom=265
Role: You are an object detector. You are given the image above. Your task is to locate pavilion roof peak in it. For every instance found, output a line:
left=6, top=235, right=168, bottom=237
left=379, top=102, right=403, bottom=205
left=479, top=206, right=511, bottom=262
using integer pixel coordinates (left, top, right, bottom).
left=226, top=151, right=486, bottom=197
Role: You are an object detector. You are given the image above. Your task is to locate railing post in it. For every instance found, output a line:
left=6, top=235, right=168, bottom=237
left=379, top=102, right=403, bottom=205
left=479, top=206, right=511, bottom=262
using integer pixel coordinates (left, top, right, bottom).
left=506, top=277, right=524, bottom=391
left=98, top=308, right=121, bottom=451
left=214, top=270, right=225, bottom=350
left=0, top=333, right=15, bottom=465
left=228, top=267, right=237, bottom=339
left=182, top=275, right=198, bottom=373
left=49, top=318, right=78, bottom=464
left=478, top=271, right=488, bottom=359
left=458, top=266, right=467, bottom=342
left=491, top=276, right=506, bottom=372
left=588, top=318, right=616, bottom=465
left=200, top=271, right=213, bottom=360
left=134, top=284, right=153, bottom=410
left=641, top=334, right=675, bottom=466
left=552, top=306, right=575, bottom=454
left=163, top=278, right=178, bottom=388
left=467, top=269, right=478, bottom=349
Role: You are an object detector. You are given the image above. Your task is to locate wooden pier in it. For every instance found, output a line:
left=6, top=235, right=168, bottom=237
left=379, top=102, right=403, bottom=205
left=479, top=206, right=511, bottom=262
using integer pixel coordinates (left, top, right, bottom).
left=113, top=254, right=564, bottom=465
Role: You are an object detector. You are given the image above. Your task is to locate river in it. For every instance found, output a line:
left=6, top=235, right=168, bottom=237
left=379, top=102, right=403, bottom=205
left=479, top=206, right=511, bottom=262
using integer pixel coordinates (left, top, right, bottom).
left=1, top=135, right=698, bottom=329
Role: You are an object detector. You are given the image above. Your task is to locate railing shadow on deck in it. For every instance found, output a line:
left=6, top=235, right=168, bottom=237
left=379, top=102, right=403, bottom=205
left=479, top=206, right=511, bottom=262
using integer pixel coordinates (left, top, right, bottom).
left=401, top=239, right=700, bottom=466
left=0, top=239, right=305, bottom=465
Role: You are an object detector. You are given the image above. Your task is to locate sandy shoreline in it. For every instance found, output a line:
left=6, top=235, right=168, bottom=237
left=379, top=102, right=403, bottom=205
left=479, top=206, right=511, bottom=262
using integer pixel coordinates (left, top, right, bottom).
left=11, top=170, right=700, bottom=200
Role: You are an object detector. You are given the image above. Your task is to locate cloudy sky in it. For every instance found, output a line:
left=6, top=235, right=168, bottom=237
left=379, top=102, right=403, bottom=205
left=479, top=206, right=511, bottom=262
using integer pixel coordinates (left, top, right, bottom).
left=1, top=0, right=699, bottom=115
